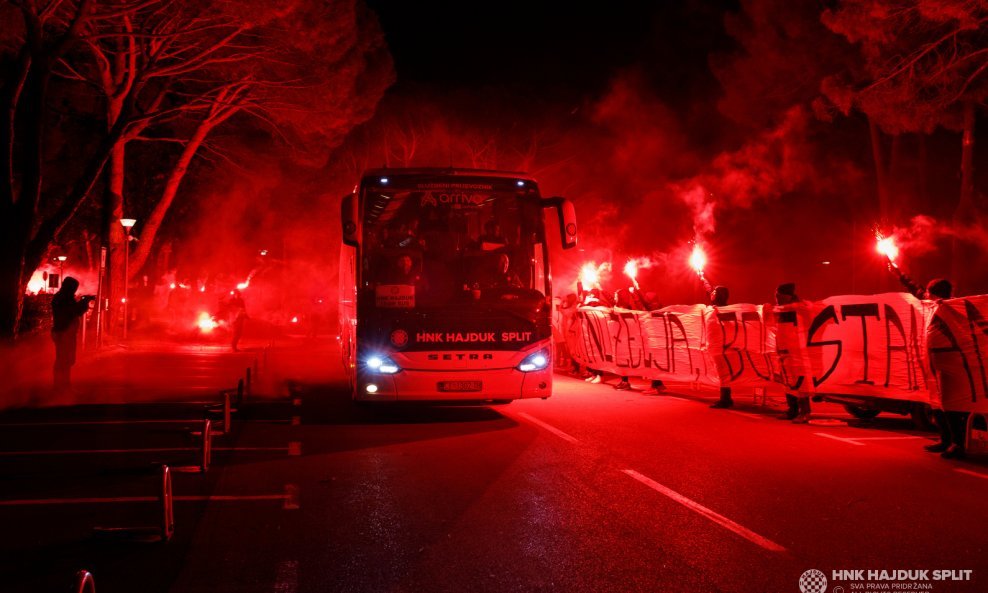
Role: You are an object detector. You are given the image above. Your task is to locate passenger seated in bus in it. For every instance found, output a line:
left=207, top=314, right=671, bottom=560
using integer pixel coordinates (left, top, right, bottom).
left=475, top=220, right=507, bottom=250
left=384, top=254, right=426, bottom=288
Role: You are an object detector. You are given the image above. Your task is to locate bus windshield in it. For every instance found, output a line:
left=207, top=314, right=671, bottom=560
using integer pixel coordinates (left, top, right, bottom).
left=362, top=185, right=546, bottom=309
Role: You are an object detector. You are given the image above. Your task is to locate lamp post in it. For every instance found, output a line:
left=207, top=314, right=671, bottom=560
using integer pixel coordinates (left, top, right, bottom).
left=55, top=255, right=67, bottom=289
left=120, top=218, right=136, bottom=339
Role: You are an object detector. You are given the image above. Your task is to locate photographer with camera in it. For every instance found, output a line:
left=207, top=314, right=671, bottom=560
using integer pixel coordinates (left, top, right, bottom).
left=51, top=277, right=93, bottom=390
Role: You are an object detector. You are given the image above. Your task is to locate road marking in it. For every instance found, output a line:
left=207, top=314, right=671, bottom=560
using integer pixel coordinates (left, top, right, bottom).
left=273, top=560, right=299, bottom=593
left=814, top=432, right=865, bottom=446
left=850, top=436, right=925, bottom=441
left=955, top=469, right=988, bottom=480
left=0, top=446, right=293, bottom=456
left=726, top=410, right=764, bottom=420
left=662, top=396, right=694, bottom=403
left=283, top=484, right=300, bottom=510
left=0, top=493, right=294, bottom=506
left=517, top=413, right=579, bottom=444
left=622, top=469, right=787, bottom=553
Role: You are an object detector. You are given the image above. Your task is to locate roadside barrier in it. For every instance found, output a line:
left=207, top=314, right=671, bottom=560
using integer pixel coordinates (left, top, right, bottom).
left=180, top=418, right=213, bottom=473
left=75, top=570, right=95, bottom=593
left=93, top=464, right=173, bottom=543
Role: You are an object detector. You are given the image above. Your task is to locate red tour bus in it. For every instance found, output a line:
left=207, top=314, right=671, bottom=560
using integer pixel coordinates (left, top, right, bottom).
left=339, top=168, right=577, bottom=403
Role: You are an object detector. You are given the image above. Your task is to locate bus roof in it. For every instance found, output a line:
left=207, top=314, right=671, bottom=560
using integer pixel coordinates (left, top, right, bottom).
left=360, top=168, right=539, bottom=184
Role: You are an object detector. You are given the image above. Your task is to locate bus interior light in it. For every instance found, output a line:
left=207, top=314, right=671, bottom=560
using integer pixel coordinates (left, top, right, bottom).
left=517, top=349, right=550, bottom=372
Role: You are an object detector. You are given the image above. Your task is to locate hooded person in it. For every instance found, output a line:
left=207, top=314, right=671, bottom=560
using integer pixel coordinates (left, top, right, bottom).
left=51, top=277, right=94, bottom=389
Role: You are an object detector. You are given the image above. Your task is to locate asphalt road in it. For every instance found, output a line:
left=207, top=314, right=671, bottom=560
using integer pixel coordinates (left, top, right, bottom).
left=1, top=340, right=986, bottom=593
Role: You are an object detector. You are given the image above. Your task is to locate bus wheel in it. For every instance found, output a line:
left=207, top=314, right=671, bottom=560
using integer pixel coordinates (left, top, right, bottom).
left=844, top=404, right=880, bottom=420
left=910, top=403, right=937, bottom=431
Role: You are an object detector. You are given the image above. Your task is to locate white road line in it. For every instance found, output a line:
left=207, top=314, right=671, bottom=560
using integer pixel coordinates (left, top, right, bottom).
left=517, top=413, right=579, bottom=444
left=813, top=432, right=865, bottom=446
left=0, top=446, right=292, bottom=456
left=273, top=560, right=299, bottom=593
left=850, top=436, right=925, bottom=441
left=726, top=410, right=764, bottom=420
left=955, top=469, right=988, bottom=480
left=622, top=469, right=787, bottom=553
left=283, top=484, right=300, bottom=510
left=662, top=396, right=694, bottom=403
left=0, top=494, right=292, bottom=506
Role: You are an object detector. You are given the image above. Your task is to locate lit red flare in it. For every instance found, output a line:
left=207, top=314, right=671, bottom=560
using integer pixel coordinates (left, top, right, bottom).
left=689, top=244, right=707, bottom=276
left=579, top=262, right=599, bottom=289
left=875, top=233, right=899, bottom=263
left=197, top=312, right=218, bottom=332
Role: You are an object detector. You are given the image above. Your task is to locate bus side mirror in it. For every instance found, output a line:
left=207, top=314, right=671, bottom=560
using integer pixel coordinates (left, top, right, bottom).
left=544, top=196, right=577, bottom=250
left=341, top=193, right=358, bottom=247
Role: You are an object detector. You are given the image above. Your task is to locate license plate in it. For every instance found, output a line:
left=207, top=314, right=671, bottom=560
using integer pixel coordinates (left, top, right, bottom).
left=438, top=380, right=482, bottom=392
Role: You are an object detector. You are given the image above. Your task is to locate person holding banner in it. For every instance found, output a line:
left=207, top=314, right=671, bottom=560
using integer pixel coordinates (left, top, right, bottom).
left=704, top=281, right=735, bottom=409
left=775, top=283, right=812, bottom=423
left=911, top=279, right=967, bottom=458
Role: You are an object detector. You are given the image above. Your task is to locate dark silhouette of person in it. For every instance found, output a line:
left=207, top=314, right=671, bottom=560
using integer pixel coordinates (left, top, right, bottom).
left=51, top=277, right=93, bottom=389
left=226, top=290, right=248, bottom=352
left=775, top=282, right=812, bottom=423
left=703, top=279, right=734, bottom=408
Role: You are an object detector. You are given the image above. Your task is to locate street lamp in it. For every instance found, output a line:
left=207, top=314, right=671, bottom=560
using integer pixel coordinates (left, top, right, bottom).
left=55, top=255, right=67, bottom=287
left=120, top=218, right=136, bottom=339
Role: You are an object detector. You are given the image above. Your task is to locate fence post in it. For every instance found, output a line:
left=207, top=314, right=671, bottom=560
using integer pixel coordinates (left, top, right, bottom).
left=200, top=419, right=212, bottom=472
left=160, top=465, right=174, bottom=542
left=75, top=570, right=96, bottom=593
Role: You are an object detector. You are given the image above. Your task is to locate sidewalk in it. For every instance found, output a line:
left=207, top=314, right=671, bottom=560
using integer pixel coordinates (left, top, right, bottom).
left=0, top=333, right=338, bottom=411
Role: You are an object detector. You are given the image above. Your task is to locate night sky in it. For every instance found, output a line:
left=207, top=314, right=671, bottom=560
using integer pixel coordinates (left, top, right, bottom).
left=367, top=1, right=736, bottom=106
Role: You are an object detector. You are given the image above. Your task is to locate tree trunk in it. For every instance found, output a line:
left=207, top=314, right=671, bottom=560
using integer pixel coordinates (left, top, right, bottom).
left=128, top=122, right=215, bottom=276
left=869, top=118, right=890, bottom=220
left=102, top=143, right=126, bottom=334
left=951, top=102, right=977, bottom=287
left=0, top=233, right=28, bottom=339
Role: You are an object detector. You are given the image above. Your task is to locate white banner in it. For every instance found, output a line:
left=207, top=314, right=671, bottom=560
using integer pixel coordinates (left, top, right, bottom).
left=560, top=292, right=988, bottom=413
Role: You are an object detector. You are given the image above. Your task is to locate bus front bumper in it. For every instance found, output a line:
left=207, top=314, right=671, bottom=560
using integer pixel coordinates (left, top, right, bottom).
left=356, top=367, right=552, bottom=402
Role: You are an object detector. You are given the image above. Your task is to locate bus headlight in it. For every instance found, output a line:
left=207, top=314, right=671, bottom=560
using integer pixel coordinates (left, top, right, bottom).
left=517, top=349, right=550, bottom=372
left=365, top=354, right=401, bottom=374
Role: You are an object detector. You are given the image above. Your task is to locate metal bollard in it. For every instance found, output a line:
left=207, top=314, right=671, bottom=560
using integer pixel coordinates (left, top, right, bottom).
left=200, top=418, right=212, bottom=472
left=75, top=570, right=96, bottom=593
left=246, top=367, right=252, bottom=399
left=236, top=378, right=244, bottom=408
left=160, top=465, right=174, bottom=542
left=223, top=391, right=231, bottom=435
